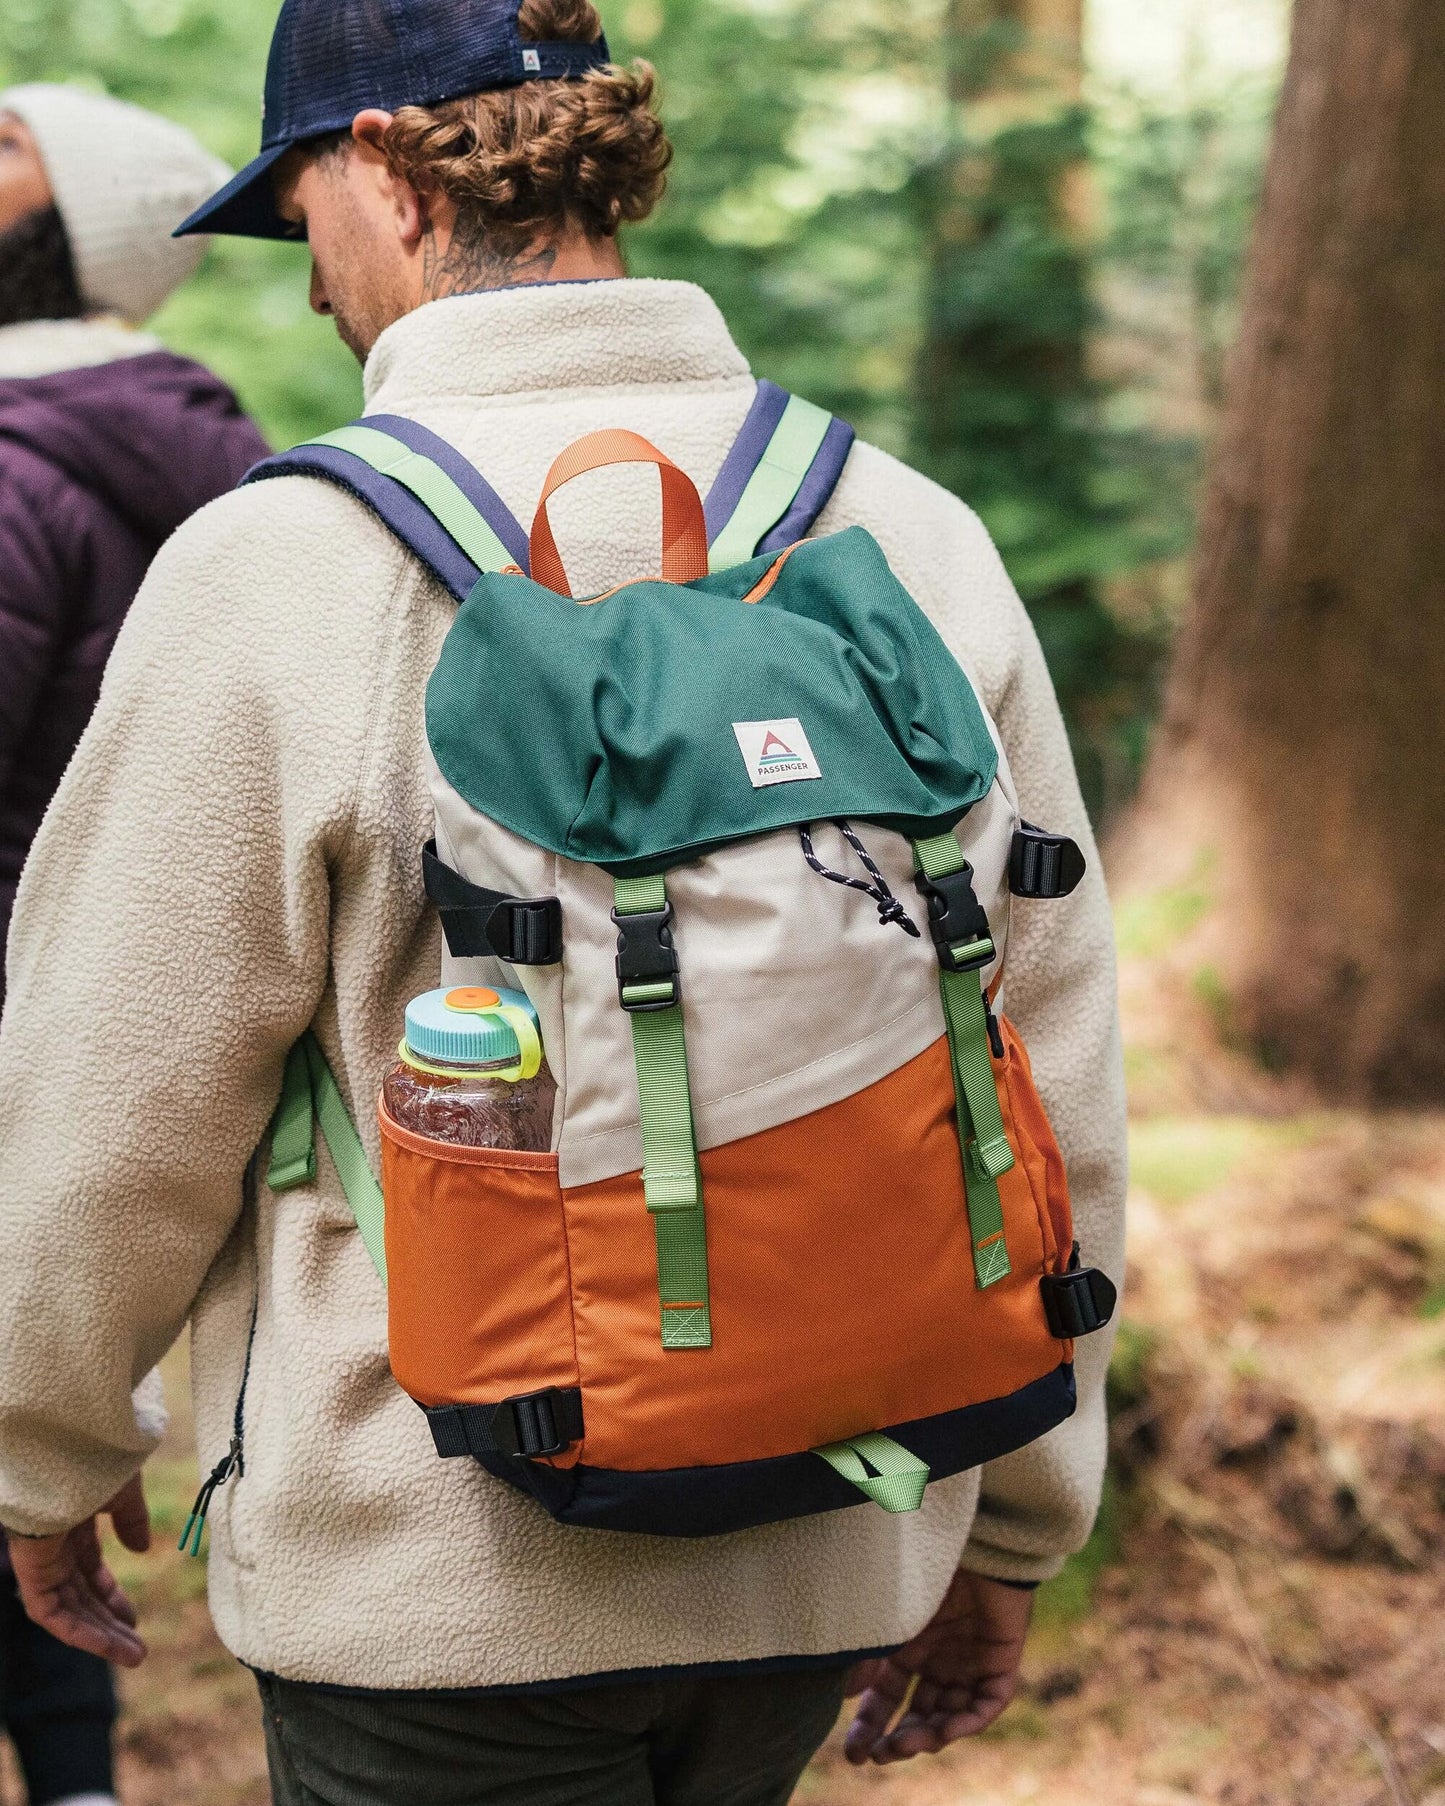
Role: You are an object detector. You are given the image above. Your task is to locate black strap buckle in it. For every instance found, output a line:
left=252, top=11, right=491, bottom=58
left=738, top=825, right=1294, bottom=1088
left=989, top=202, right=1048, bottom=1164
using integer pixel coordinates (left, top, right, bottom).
left=914, top=863, right=995, bottom=973
left=422, top=841, right=563, bottom=966
left=612, top=903, right=681, bottom=1012
left=423, top=1388, right=585, bottom=1462
left=490, top=896, right=564, bottom=966
left=491, top=1388, right=585, bottom=1459
left=1010, top=824, right=1086, bottom=900
left=1040, top=1247, right=1117, bottom=1340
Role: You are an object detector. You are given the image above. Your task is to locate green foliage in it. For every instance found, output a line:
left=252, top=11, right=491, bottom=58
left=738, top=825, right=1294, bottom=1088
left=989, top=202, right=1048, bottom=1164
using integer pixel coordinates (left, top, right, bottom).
left=1097, top=74, right=1278, bottom=414
left=1106, top=1318, right=1156, bottom=1414
left=1, top=0, right=1278, bottom=821
left=1128, top=1114, right=1319, bottom=1209
left=1113, top=852, right=1215, bottom=959
left=1190, top=961, right=1234, bottom=1042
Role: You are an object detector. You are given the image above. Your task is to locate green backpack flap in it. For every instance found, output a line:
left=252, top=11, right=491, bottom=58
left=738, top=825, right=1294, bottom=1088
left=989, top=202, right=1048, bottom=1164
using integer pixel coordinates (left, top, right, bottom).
left=427, top=526, right=1000, bottom=878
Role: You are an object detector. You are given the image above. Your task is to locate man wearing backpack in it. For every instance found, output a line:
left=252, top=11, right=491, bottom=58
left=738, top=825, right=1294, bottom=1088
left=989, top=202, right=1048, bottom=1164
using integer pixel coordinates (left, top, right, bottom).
left=0, top=3, right=1127, bottom=1801
left=0, top=85, right=266, bottom=1806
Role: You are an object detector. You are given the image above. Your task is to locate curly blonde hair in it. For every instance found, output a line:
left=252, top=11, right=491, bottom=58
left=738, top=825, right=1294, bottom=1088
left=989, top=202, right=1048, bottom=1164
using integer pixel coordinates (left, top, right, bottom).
left=380, top=0, right=672, bottom=259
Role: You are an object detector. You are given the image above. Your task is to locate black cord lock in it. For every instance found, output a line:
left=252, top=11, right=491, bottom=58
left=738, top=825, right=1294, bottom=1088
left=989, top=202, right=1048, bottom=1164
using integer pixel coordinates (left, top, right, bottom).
left=613, top=903, right=681, bottom=1012
left=915, top=862, right=996, bottom=974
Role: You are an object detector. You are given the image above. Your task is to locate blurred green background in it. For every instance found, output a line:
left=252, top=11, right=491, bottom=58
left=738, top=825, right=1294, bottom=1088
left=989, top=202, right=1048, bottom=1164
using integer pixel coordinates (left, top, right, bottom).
left=0, top=0, right=1282, bottom=822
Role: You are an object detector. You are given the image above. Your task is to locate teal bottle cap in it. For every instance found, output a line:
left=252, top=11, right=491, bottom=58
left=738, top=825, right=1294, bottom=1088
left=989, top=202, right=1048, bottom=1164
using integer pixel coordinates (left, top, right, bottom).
left=403, top=986, right=540, bottom=1070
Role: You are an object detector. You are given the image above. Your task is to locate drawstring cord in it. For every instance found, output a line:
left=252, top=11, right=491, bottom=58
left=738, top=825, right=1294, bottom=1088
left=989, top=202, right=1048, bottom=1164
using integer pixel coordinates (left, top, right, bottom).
left=799, top=822, right=922, bottom=939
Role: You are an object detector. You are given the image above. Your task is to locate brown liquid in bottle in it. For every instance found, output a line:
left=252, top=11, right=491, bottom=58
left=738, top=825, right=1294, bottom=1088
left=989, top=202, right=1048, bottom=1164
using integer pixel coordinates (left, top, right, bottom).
left=383, top=1050, right=557, bottom=1152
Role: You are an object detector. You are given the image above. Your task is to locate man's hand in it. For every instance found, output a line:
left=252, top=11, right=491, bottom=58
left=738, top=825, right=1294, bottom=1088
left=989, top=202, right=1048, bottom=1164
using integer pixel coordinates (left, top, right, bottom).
left=7, top=1473, right=151, bottom=1668
left=843, top=1568, right=1034, bottom=1765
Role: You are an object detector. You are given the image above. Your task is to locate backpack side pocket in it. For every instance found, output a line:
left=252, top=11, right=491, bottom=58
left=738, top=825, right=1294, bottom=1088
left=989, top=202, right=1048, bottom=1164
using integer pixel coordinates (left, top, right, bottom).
left=379, top=1110, right=581, bottom=1422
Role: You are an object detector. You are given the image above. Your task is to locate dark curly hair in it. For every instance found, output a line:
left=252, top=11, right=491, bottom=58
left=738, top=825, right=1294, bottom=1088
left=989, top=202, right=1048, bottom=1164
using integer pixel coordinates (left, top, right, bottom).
left=380, top=0, right=672, bottom=260
left=0, top=205, right=84, bottom=328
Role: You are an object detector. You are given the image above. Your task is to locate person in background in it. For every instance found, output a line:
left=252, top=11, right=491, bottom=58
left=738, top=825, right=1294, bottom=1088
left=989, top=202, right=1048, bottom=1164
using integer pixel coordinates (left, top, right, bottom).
left=0, top=85, right=270, bottom=1008
left=0, top=84, right=268, bottom=1806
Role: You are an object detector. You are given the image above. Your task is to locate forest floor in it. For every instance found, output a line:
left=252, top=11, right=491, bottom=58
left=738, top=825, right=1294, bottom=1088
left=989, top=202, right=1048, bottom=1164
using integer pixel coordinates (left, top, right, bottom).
left=5, top=857, right=1442, bottom=1806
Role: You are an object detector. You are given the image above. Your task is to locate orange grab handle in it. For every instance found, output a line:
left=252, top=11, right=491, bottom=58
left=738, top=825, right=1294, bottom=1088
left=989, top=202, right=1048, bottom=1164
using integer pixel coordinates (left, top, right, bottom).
left=529, top=430, right=710, bottom=598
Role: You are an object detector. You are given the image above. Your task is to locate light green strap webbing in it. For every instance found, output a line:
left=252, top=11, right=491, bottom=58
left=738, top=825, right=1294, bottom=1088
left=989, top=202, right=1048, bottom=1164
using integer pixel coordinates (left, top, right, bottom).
left=813, top=1432, right=930, bottom=1514
left=915, top=834, right=1015, bottom=1290
left=310, top=425, right=518, bottom=575
left=267, top=1039, right=318, bottom=1191
left=613, top=874, right=712, bottom=1350
left=708, top=394, right=834, bottom=573
left=267, top=1032, right=387, bottom=1285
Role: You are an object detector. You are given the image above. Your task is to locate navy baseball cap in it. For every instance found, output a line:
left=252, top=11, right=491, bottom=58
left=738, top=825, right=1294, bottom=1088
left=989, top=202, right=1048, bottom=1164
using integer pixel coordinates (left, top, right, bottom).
left=175, top=0, right=610, bottom=241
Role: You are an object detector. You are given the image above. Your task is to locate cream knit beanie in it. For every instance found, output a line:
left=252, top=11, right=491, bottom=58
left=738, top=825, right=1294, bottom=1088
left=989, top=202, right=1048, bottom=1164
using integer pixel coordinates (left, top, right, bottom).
left=0, top=85, right=233, bottom=324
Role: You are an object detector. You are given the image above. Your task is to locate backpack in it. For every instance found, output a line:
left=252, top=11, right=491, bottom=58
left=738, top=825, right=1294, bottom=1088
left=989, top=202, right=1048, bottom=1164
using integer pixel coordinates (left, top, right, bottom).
left=244, top=382, right=1116, bottom=1539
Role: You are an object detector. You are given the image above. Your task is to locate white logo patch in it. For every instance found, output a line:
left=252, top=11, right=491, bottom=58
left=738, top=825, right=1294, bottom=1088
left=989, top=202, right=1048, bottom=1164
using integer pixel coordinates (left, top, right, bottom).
left=521, top=47, right=542, bottom=71
left=733, top=718, right=823, bottom=789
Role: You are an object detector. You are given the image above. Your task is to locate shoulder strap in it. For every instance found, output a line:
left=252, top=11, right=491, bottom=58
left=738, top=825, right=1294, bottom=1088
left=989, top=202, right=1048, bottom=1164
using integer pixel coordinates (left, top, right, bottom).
left=268, top=1032, right=387, bottom=1284
left=705, top=380, right=856, bottom=573
left=242, top=414, right=530, bottom=604
left=244, top=392, right=855, bottom=593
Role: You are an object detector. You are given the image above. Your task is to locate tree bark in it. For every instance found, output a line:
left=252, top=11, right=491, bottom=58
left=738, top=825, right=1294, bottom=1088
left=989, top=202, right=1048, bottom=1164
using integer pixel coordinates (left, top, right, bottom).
left=1161, top=0, right=1445, bottom=1098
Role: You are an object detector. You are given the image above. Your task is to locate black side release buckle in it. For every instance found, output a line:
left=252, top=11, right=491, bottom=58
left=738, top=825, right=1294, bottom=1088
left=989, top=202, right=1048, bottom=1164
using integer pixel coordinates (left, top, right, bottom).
left=424, top=1388, right=585, bottom=1462
left=1040, top=1246, right=1117, bottom=1340
left=613, top=903, right=681, bottom=1012
left=1010, top=824, right=1086, bottom=900
left=914, top=862, right=995, bottom=974
left=422, top=841, right=563, bottom=966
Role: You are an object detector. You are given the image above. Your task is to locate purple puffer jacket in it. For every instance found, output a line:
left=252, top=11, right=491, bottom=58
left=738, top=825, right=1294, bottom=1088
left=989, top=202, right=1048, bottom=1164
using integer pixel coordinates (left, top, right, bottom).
left=0, top=351, right=269, bottom=1004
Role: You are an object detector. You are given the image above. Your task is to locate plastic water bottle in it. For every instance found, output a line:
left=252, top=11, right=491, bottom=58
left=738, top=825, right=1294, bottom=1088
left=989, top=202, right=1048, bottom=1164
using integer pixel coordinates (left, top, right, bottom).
left=382, top=986, right=556, bottom=1152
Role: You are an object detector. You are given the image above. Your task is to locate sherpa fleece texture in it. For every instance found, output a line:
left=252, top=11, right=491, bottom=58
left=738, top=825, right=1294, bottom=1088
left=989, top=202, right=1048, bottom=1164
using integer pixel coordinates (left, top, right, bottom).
left=0, top=280, right=1126, bottom=1690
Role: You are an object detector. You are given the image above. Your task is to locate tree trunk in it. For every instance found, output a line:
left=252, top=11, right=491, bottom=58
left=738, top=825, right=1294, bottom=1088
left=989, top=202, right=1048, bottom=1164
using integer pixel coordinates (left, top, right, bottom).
left=1160, top=0, right=1445, bottom=1098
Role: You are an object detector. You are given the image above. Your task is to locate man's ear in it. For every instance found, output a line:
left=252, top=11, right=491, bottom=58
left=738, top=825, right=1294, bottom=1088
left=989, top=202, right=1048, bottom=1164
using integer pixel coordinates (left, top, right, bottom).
left=350, top=109, right=425, bottom=248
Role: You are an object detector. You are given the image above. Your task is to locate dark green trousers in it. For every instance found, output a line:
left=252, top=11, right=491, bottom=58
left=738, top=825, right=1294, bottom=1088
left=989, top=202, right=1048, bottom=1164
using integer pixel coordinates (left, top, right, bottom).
left=257, top=1664, right=848, bottom=1806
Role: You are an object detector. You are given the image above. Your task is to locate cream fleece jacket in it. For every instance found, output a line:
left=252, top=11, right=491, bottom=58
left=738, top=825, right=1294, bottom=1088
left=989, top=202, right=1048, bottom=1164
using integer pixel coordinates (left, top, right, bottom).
left=0, top=280, right=1126, bottom=1690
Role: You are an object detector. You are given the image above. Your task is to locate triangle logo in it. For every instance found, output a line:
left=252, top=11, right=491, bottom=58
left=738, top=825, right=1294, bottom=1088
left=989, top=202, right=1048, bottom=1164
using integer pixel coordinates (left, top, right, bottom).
left=732, top=718, right=823, bottom=789
left=758, top=731, right=798, bottom=765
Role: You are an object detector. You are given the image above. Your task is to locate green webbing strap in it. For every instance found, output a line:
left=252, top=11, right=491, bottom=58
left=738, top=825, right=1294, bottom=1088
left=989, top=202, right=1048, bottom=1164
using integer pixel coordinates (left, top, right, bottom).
left=613, top=874, right=712, bottom=1350
left=310, top=425, right=518, bottom=575
left=915, top=834, right=1015, bottom=1290
left=267, top=1032, right=388, bottom=1285
left=813, top=1432, right=930, bottom=1514
left=708, top=394, right=834, bottom=573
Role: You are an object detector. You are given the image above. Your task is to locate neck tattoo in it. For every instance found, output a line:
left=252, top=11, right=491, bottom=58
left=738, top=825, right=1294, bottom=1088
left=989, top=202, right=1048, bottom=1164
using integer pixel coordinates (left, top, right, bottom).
left=420, top=217, right=560, bottom=300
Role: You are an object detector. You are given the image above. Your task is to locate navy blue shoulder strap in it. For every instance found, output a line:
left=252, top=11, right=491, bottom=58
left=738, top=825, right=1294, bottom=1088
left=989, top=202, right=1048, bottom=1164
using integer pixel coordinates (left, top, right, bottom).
left=241, top=413, right=530, bottom=604
left=704, top=380, right=856, bottom=572
left=240, top=389, right=855, bottom=597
